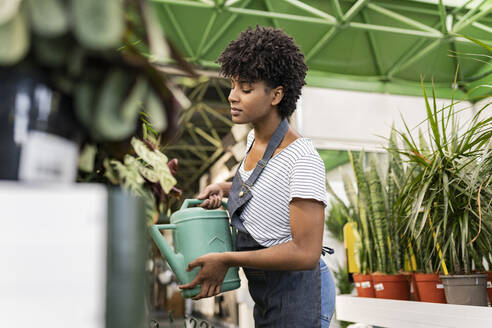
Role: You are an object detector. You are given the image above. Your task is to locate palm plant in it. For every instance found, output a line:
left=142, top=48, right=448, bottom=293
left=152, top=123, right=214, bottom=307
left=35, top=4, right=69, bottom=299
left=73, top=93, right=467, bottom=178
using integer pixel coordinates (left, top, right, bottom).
left=392, top=82, right=492, bottom=275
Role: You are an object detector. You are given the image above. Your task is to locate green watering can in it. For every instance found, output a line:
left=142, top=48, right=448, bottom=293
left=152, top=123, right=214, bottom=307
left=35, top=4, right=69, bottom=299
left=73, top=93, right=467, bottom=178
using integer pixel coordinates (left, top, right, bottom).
left=149, top=199, right=240, bottom=298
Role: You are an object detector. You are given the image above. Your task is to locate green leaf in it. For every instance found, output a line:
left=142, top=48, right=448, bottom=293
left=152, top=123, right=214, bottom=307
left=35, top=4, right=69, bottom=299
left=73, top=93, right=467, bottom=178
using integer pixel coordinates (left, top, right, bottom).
left=131, top=137, right=167, bottom=165
left=0, top=7, right=29, bottom=65
left=74, top=80, right=96, bottom=128
left=145, top=87, right=168, bottom=132
left=103, top=158, right=119, bottom=184
left=121, top=76, right=147, bottom=122
left=78, top=144, right=97, bottom=173
left=0, top=0, right=21, bottom=25
left=94, top=69, right=136, bottom=141
left=130, top=138, right=176, bottom=193
left=33, top=35, right=68, bottom=67
left=26, top=0, right=68, bottom=37
left=342, top=173, right=358, bottom=218
left=72, top=0, right=123, bottom=50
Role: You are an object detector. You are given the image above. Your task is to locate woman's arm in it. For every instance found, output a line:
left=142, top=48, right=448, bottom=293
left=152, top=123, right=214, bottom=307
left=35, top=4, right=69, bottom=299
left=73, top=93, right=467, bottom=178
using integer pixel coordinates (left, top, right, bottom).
left=218, top=182, right=232, bottom=197
left=179, top=197, right=324, bottom=299
left=225, top=197, right=323, bottom=270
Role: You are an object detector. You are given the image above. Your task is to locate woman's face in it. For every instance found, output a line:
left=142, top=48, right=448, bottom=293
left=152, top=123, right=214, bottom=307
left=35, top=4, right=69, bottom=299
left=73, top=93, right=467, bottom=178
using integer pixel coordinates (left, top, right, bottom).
left=228, top=77, right=282, bottom=124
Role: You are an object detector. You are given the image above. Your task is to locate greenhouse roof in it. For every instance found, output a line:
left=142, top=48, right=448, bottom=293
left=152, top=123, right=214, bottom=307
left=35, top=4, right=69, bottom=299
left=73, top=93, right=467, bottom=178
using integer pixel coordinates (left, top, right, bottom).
left=151, top=0, right=492, bottom=99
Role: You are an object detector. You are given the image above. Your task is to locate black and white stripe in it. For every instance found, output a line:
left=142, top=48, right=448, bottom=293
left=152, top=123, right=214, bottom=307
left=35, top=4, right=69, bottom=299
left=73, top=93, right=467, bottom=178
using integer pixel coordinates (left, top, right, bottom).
left=238, top=129, right=328, bottom=247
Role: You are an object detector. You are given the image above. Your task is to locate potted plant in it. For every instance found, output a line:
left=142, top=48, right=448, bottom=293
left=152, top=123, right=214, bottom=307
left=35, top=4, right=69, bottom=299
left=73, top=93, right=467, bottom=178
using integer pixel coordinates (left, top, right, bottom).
left=0, top=0, right=191, bottom=183
left=327, top=171, right=375, bottom=298
left=394, top=80, right=492, bottom=306
left=329, top=143, right=411, bottom=300
left=388, top=129, right=447, bottom=303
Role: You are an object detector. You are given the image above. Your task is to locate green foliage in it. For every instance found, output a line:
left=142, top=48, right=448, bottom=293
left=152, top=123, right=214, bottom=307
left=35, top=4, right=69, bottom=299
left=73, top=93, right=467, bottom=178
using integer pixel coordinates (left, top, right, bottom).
left=104, top=133, right=180, bottom=224
left=333, top=262, right=354, bottom=295
left=0, top=4, right=29, bottom=65
left=393, top=79, right=492, bottom=274
left=325, top=199, right=350, bottom=242
left=72, top=0, right=123, bottom=50
left=329, top=143, right=411, bottom=274
left=26, top=0, right=68, bottom=37
left=318, top=150, right=351, bottom=172
left=0, top=0, right=191, bottom=143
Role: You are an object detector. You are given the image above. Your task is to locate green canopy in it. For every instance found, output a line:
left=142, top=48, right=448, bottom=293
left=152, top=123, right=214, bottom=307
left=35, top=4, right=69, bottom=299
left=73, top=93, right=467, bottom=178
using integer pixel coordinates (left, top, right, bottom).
left=151, top=0, right=492, bottom=99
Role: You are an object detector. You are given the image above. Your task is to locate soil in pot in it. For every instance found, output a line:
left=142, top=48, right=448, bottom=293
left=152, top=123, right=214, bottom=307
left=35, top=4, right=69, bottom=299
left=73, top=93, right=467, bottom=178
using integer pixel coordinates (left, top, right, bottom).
left=440, top=273, right=488, bottom=306
left=413, top=273, right=446, bottom=303
left=487, top=272, right=492, bottom=305
left=372, top=273, right=410, bottom=300
left=353, top=273, right=375, bottom=297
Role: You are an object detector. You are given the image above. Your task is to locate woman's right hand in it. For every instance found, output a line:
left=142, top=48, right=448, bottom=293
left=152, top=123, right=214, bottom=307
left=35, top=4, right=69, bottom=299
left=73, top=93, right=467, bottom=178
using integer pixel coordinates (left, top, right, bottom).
left=197, top=183, right=224, bottom=209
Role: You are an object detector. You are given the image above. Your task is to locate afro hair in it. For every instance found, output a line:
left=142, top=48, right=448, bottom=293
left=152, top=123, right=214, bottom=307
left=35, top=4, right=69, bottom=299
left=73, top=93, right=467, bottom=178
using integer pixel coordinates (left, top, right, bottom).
left=216, top=26, right=308, bottom=119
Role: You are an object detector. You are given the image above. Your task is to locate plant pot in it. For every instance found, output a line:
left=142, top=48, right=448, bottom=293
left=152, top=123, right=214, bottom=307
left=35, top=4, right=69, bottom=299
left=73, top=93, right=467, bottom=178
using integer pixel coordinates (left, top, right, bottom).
left=106, top=188, right=148, bottom=327
left=412, top=273, right=446, bottom=303
left=372, top=273, right=410, bottom=300
left=487, top=272, right=492, bottom=305
left=353, top=273, right=375, bottom=297
left=440, top=273, right=488, bottom=306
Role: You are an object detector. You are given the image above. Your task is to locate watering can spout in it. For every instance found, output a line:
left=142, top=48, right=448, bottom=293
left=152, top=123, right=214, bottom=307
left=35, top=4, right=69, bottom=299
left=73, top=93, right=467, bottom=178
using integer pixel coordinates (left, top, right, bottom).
left=149, top=224, right=187, bottom=283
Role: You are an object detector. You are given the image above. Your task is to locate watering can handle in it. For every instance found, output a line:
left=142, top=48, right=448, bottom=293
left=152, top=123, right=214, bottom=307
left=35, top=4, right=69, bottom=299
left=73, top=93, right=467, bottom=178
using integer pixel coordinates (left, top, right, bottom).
left=181, top=199, right=228, bottom=210
left=155, top=224, right=177, bottom=231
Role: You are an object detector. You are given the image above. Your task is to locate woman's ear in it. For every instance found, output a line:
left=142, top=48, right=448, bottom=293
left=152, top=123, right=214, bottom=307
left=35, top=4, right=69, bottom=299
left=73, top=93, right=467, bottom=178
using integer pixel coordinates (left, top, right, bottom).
left=271, top=86, right=284, bottom=106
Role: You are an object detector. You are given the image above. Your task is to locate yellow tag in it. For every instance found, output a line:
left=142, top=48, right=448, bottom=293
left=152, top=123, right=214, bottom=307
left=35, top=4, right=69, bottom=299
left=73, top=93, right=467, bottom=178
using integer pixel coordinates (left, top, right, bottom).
left=239, top=191, right=244, bottom=197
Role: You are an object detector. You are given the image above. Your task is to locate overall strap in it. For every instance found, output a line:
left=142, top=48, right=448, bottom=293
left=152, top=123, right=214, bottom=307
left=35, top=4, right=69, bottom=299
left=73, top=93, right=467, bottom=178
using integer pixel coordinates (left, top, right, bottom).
left=228, top=118, right=289, bottom=233
left=239, top=118, right=289, bottom=195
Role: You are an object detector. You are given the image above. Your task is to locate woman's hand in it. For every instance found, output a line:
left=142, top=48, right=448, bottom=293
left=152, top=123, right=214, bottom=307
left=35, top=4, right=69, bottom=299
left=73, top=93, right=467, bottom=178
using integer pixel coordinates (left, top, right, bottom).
left=178, top=253, right=230, bottom=300
left=197, top=183, right=224, bottom=209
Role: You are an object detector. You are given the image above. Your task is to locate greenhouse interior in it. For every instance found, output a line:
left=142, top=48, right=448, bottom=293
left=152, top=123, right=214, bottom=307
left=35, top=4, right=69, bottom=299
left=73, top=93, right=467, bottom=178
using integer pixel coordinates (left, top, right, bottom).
left=1, top=0, right=492, bottom=327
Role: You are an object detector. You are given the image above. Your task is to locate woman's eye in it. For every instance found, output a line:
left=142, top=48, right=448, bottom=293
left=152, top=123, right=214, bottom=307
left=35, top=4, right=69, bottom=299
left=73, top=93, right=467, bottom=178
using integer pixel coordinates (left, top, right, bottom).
left=242, top=89, right=252, bottom=93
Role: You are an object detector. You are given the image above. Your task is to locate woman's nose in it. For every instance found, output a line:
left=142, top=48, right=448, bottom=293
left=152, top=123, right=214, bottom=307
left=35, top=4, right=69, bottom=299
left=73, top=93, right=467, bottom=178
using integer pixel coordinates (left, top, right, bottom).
left=228, top=88, right=238, bottom=104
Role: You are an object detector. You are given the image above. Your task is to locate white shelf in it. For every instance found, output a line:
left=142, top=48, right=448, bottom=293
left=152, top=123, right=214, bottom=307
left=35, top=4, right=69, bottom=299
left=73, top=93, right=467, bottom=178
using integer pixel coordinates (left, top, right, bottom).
left=336, top=295, right=492, bottom=328
left=0, top=183, right=107, bottom=328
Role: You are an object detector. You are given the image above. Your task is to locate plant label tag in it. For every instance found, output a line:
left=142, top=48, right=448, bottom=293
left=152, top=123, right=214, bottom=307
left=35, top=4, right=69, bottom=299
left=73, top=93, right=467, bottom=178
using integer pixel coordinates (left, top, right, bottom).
left=487, top=281, right=492, bottom=288
left=361, top=281, right=371, bottom=288
left=355, top=282, right=360, bottom=287
left=436, top=284, right=444, bottom=289
left=19, top=131, right=78, bottom=183
left=374, top=283, right=384, bottom=291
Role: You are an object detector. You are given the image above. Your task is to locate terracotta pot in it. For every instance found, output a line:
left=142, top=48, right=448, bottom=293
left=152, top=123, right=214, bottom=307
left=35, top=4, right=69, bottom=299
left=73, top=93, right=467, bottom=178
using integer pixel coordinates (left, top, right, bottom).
left=372, top=273, right=411, bottom=300
left=412, top=273, right=446, bottom=303
left=353, top=273, right=375, bottom=297
left=486, top=272, right=492, bottom=305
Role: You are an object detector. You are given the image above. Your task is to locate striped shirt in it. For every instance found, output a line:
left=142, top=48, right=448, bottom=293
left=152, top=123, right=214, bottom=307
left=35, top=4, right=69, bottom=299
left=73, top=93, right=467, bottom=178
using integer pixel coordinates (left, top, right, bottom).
left=238, top=129, right=328, bottom=247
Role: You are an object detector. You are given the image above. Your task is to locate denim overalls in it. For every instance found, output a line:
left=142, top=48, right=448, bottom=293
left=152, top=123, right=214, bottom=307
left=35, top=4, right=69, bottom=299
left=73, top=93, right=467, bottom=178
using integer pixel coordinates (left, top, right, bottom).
left=227, top=119, right=335, bottom=327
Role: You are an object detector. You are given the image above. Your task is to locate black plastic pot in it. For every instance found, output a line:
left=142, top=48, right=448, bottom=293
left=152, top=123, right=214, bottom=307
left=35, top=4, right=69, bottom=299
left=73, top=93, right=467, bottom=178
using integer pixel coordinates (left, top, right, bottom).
left=440, top=273, right=489, bottom=306
left=0, top=67, right=84, bottom=182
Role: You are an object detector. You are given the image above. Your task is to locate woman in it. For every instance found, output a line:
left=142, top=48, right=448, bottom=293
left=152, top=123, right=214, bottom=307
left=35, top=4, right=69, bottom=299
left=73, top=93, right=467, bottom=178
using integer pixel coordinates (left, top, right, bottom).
left=179, top=26, right=335, bottom=327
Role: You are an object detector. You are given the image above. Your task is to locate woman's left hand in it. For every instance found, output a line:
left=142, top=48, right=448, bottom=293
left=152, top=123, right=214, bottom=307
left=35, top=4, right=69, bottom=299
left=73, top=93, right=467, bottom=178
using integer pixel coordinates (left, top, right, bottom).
left=178, top=253, right=230, bottom=300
